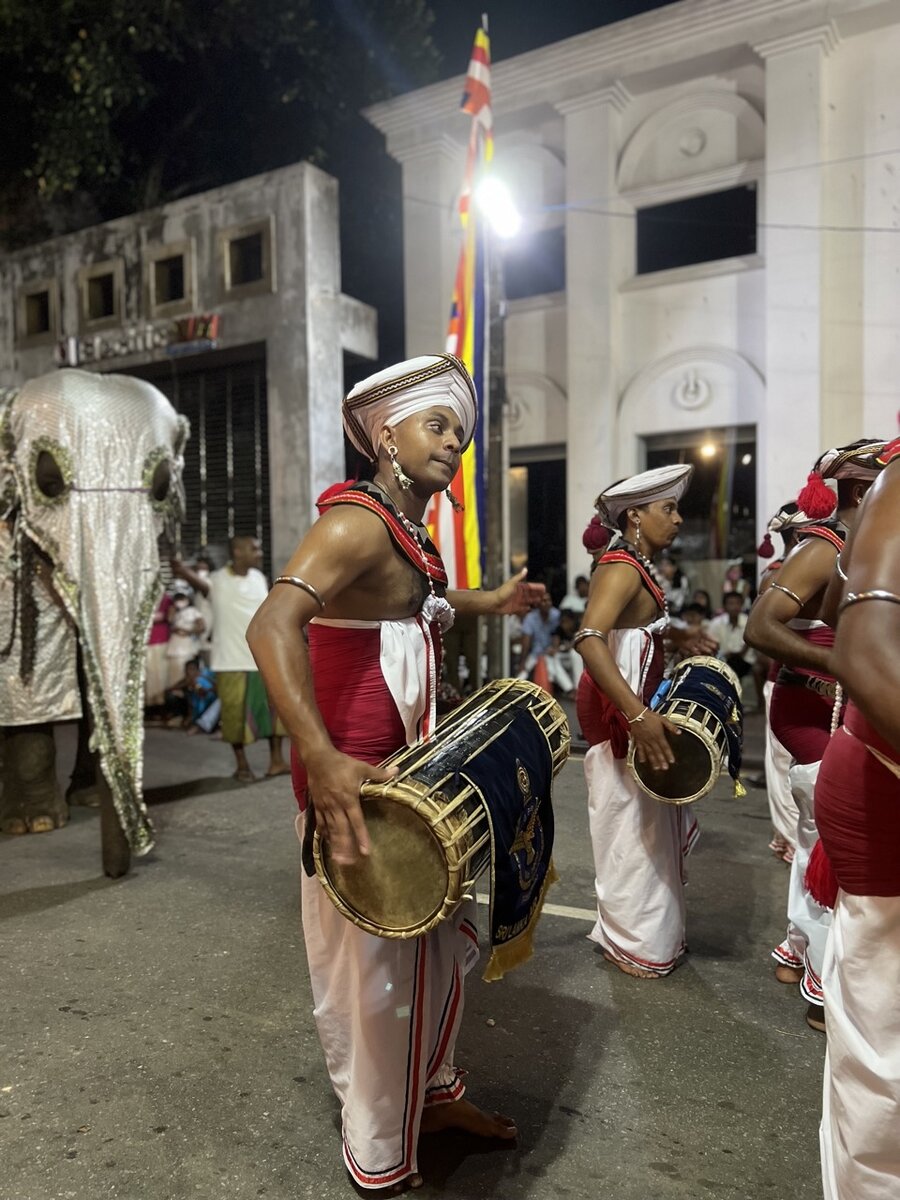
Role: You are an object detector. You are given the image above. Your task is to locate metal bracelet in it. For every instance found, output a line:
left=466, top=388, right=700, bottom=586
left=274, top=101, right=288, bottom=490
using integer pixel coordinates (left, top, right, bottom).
left=771, top=583, right=803, bottom=608
left=273, top=575, right=326, bottom=610
left=573, top=628, right=608, bottom=647
left=838, top=589, right=900, bottom=616
left=835, top=552, right=848, bottom=583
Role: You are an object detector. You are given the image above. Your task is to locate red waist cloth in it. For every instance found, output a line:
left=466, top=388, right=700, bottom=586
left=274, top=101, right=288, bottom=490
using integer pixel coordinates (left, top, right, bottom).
left=814, top=703, right=900, bottom=897
left=575, top=633, right=664, bottom=759
left=769, top=626, right=839, bottom=764
left=291, top=624, right=405, bottom=811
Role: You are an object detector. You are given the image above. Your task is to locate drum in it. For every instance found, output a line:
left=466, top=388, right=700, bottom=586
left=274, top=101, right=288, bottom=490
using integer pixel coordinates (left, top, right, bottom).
left=313, top=678, right=570, bottom=939
left=627, top=655, right=743, bottom=805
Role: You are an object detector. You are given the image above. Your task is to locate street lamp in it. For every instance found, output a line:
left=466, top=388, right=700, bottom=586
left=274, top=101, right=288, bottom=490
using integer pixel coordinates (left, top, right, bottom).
left=476, top=177, right=522, bottom=679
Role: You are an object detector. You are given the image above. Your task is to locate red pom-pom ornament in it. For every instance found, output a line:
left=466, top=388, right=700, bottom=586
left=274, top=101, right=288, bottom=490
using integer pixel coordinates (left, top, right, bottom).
left=757, top=532, right=774, bottom=559
left=796, top=471, right=837, bottom=520
left=583, top=515, right=610, bottom=555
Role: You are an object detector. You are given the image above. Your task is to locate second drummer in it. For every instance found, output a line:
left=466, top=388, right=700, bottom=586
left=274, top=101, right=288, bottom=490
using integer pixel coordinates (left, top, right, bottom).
left=247, top=353, right=540, bottom=1194
left=575, top=465, right=712, bottom=979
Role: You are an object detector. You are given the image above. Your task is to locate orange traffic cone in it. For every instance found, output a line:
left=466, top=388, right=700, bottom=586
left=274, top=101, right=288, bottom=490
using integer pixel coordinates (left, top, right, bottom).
left=532, top=654, right=552, bottom=695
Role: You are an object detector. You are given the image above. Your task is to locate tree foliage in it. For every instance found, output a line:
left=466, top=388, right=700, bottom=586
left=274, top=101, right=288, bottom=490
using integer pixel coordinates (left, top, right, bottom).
left=0, top=0, right=440, bottom=244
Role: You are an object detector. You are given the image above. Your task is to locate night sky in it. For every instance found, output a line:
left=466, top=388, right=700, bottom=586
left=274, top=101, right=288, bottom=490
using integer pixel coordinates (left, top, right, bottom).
left=338, top=1, right=677, bottom=376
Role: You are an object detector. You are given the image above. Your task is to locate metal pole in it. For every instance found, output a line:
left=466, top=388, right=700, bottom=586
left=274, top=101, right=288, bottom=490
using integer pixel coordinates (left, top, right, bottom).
left=485, top=234, right=508, bottom=681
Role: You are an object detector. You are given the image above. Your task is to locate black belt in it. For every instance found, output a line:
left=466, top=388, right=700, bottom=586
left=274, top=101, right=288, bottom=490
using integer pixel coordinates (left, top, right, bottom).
left=775, top=667, right=837, bottom=700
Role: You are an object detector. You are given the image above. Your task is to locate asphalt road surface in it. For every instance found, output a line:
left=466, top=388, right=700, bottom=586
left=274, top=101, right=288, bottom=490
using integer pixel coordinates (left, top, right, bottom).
left=1, top=715, right=825, bottom=1200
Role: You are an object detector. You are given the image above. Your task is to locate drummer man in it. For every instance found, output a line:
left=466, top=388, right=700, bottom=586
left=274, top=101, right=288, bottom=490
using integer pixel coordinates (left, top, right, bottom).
left=247, top=353, right=540, bottom=1194
left=575, top=465, right=713, bottom=978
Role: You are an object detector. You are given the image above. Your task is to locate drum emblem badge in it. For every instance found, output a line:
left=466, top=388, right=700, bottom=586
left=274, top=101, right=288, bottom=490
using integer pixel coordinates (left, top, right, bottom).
left=509, top=761, right=545, bottom=891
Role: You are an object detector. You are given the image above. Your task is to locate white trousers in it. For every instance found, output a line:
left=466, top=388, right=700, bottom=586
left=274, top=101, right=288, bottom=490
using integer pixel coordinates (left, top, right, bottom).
left=763, top=680, right=798, bottom=850
left=782, top=760, right=831, bottom=1006
left=821, top=892, right=900, bottom=1200
left=584, top=741, right=698, bottom=975
left=299, top=816, right=479, bottom=1189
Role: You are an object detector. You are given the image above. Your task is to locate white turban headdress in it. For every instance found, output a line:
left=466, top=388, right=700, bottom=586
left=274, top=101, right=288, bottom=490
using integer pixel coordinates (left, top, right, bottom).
left=797, top=437, right=887, bottom=519
left=598, top=464, right=694, bottom=528
left=343, top=353, right=477, bottom=462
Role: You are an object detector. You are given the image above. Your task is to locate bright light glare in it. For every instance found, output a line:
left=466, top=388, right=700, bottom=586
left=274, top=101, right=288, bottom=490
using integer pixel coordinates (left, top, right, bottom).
left=476, top=178, right=522, bottom=239
left=699, top=442, right=718, bottom=459
left=741, top=452, right=753, bottom=466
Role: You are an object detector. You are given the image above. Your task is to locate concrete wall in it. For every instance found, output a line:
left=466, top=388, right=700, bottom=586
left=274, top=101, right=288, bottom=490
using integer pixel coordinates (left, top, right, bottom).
left=0, top=162, right=376, bottom=572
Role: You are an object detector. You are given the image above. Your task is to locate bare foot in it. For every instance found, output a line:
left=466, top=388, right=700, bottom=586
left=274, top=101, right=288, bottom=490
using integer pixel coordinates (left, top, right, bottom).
left=805, top=1003, right=827, bottom=1033
left=264, top=763, right=292, bottom=778
left=232, top=769, right=257, bottom=784
left=774, top=964, right=803, bottom=985
left=602, top=949, right=660, bottom=980
left=419, top=1097, right=517, bottom=1140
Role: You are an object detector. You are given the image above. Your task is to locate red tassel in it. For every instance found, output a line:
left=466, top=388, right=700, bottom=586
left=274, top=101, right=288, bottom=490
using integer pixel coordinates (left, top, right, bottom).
left=805, top=839, right=839, bottom=909
left=757, top=532, right=774, bottom=558
left=797, top=471, right=837, bottom=520
left=583, top=516, right=610, bottom=555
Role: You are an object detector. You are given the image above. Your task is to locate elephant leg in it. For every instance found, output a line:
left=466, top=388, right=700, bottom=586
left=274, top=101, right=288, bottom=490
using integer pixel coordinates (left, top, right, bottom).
left=0, top=725, right=68, bottom=835
left=97, top=766, right=131, bottom=878
left=65, top=716, right=102, bottom=808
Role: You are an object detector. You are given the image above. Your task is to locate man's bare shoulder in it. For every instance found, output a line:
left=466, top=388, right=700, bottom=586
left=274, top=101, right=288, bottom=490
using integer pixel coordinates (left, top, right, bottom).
left=307, top=502, right=393, bottom=563
left=779, top=532, right=837, bottom=586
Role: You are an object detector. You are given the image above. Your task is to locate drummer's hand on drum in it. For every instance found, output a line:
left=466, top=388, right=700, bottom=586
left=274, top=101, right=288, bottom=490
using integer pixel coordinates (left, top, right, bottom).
left=306, top=750, right=398, bottom=866
left=629, top=710, right=679, bottom=772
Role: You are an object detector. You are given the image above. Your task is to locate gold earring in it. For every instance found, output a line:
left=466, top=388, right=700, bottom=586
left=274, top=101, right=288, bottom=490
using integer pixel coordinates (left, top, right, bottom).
left=388, top=444, right=413, bottom=491
left=445, top=489, right=464, bottom=512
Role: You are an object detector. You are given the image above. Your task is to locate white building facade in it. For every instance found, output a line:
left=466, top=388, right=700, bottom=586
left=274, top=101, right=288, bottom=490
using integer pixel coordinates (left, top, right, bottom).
left=367, top=0, right=900, bottom=598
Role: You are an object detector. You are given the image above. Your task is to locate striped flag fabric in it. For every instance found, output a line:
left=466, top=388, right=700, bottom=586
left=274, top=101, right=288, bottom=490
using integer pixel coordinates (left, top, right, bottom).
left=426, top=19, right=493, bottom=589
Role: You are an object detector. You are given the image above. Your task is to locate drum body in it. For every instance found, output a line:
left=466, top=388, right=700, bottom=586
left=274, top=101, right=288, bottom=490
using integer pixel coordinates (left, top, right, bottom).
left=627, top=655, right=743, bottom=805
left=313, top=679, right=569, bottom=938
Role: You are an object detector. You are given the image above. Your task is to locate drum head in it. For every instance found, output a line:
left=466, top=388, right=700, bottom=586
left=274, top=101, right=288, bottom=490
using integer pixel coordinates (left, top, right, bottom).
left=319, top=796, right=449, bottom=936
left=634, top=726, right=714, bottom=804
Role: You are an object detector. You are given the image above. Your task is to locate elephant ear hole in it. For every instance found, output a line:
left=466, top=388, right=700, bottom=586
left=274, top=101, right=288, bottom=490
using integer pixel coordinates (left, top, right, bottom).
left=150, top=460, right=171, bottom=502
left=35, top=449, right=69, bottom=500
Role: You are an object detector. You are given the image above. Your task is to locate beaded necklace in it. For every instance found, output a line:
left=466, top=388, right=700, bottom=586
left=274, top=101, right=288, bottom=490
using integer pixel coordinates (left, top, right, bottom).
left=371, top=480, right=455, bottom=635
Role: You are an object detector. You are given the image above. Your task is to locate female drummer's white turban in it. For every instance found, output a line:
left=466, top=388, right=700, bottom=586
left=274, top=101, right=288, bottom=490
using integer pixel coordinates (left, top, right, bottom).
left=343, top=353, right=478, bottom=462
left=598, top=464, right=694, bottom=527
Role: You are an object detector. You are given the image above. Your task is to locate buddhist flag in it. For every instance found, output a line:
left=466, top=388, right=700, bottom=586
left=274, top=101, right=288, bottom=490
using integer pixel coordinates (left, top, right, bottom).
left=426, top=18, right=493, bottom=589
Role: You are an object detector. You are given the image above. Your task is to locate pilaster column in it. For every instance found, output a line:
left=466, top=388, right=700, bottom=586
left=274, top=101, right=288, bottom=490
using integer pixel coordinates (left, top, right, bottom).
left=755, top=25, right=836, bottom=527
left=394, top=136, right=465, bottom=356
left=556, top=84, right=631, bottom=584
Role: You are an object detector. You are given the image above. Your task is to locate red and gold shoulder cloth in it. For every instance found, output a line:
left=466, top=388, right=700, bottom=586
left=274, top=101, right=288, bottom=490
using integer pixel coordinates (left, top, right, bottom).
left=317, top=482, right=448, bottom=589
left=596, top=547, right=667, bottom=611
left=797, top=521, right=847, bottom=553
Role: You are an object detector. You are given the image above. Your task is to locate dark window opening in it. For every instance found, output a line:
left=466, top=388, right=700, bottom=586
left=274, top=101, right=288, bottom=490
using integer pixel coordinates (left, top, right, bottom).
left=503, top=226, right=565, bottom=301
left=25, top=290, right=51, bottom=336
left=154, top=255, right=186, bottom=304
left=636, top=185, right=757, bottom=275
left=229, top=232, right=264, bottom=287
left=87, top=272, right=116, bottom=320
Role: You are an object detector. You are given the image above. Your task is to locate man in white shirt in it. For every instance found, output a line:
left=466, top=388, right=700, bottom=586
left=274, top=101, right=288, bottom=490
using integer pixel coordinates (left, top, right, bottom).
left=174, top=537, right=288, bottom=782
left=561, top=575, right=590, bottom=614
left=708, top=591, right=755, bottom=687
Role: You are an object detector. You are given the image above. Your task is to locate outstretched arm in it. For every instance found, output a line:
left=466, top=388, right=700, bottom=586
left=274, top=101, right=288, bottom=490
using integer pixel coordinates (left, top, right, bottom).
left=576, top=563, right=680, bottom=771
left=246, top=508, right=397, bottom=865
left=448, top=568, right=545, bottom=617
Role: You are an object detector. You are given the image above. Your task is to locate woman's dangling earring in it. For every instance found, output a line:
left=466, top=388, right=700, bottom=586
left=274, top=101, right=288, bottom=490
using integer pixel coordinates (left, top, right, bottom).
left=445, top=489, right=464, bottom=512
left=388, top=444, right=413, bottom=491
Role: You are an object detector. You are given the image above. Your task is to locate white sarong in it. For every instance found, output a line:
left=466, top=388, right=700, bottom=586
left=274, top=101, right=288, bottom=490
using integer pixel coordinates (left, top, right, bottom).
left=821, top=891, right=900, bottom=1200
left=763, top=679, right=798, bottom=852
left=584, top=622, right=698, bottom=976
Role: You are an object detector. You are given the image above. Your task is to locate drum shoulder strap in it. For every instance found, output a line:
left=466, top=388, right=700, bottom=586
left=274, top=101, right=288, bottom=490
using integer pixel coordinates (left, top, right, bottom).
left=318, top=485, right=449, bottom=587
left=598, top=549, right=666, bottom=611
left=798, top=523, right=846, bottom=552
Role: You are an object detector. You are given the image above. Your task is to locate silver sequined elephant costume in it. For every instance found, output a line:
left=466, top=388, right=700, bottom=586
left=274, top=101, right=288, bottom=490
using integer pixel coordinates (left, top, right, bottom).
left=0, top=369, right=189, bottom=871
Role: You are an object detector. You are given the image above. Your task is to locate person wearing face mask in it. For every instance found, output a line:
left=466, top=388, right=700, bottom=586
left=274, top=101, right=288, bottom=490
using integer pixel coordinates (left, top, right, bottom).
left=165, top=582, right=205, bottom=688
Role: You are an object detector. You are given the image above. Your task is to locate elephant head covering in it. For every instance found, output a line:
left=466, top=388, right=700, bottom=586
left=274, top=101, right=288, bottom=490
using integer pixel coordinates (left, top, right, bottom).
left=796, top=438, right=887, bottom=519
left=0, top=370, right=189, bottom=854
left=342, top=353, right=477, bottom=462
left=597, top=464, right=694, bottom=529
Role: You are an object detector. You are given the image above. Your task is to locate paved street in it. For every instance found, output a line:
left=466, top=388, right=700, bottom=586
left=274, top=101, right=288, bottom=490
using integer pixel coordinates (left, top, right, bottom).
left=1, top=716, right=825, bottom=1200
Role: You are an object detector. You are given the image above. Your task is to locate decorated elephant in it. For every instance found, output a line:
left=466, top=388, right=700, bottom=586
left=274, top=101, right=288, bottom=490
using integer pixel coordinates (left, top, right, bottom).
left=0, top=369, right=189, bottom=876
